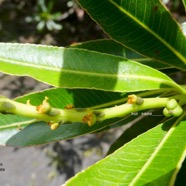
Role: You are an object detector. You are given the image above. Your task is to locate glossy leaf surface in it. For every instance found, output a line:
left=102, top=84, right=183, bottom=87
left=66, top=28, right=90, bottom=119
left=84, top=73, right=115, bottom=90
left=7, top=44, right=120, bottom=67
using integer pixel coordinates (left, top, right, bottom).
left=65, top=116, right=186, bottom=186
left=77, top=0, right=186, bottom=70
left=0, top=43, right=181, bottom=92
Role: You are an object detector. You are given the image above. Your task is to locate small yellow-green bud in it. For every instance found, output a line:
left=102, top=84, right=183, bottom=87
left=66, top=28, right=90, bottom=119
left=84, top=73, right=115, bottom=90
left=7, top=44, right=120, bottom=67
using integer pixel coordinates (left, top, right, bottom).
left=50, top=123, right=60, bottom=130
left=36, top=97, right=51, bottom=114
left=172, top=105, right=183, bottom=117
left=127, top=95, right=144, bottom=105
left=82, top=112, right=97, bottom=126
left=163, top=108, right=172, bottom=117
left=166, top=99, right=178, bottom=110
left=136, top=97, right=144, bottom=105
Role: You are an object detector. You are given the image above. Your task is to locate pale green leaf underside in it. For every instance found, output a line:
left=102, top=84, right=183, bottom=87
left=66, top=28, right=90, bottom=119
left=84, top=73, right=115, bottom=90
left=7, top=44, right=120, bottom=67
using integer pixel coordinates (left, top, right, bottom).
left=0, top=43, right=181, bottom=92
left=77, top=0, right=186, bottom=70
left=65, top=116, right=186, bottom=186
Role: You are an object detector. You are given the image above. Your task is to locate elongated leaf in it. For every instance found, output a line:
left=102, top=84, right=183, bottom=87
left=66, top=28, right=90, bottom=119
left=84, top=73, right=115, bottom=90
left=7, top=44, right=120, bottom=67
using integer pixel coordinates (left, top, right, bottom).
left=0, top=88, right=127, bottom=146
left=183, top=0, right=186, bottom=12
left=77, top=0, right=186, bottom=70
left=65, top=116, right=186, bottom=186
left=0, top=43, right=182, bottom=92
left=70, top=39, right=171, bottom=70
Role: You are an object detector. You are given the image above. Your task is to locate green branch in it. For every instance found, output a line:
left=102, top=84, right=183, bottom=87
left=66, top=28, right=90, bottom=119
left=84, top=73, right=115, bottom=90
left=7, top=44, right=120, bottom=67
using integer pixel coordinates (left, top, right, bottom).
left=0, top=94, right=186, bottom=130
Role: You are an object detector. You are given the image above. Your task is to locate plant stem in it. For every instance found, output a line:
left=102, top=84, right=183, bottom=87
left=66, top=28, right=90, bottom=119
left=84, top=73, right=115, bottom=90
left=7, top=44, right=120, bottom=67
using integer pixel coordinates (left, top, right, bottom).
left=172, top=82, right=186, bottom=94
left=89, top=88, right=176, bottom=110
left=99, top=98, right=169, bottom=120
left=0, top=97, right=89, bottom=124
left=99, top=94, right=186, bottom=121
left=0, top=94, right=186, bottom=128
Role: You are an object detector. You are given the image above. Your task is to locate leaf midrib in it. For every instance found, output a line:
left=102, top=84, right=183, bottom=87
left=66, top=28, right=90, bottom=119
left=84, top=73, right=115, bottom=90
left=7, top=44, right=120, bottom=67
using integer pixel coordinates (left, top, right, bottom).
left=129, top=114, right=186, bottom=186
left=0, top=57, right=174, bottom=87
left=108, top=0, right=186, bottom=64
left=0, top=119, right=37, bottom=130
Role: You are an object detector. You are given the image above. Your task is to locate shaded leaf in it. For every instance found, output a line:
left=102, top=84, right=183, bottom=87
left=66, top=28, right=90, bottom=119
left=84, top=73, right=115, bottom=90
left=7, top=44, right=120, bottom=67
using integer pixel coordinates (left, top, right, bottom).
left=183, top=0, right=186, bottom=12
left=70, top=39, right=172, bottom=70
left=77, top=0, right=186, bottom=70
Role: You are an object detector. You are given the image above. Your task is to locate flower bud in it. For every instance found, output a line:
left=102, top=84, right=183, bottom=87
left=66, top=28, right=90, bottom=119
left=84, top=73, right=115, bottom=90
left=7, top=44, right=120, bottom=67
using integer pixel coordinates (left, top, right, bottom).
left=172, top=105, right=183, bottom=117
left=50, top=123, right=60, bottom=130
left=36, top=97, right=51, bottom=114
left=127, top=95, right=144, bottom=105
left=163, top=108, right=172, bottom=117
left=166, top=99, right=178, bottom=110
left=82, top=112, right=97, bottom=126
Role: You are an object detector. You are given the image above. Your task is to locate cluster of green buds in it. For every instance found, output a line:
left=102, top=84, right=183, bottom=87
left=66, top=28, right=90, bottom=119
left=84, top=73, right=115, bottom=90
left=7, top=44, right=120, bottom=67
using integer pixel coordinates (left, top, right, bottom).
left=163, top=99, right=183, bottom=117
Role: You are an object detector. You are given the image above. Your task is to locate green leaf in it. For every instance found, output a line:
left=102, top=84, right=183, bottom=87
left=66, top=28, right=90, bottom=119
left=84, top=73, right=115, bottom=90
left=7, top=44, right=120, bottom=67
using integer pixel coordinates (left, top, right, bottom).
left=70, top=39, right=172, bottom=70
left=107, top=109, right=164, bottom=155
left=0, top=88, right=126, bottom=147
left=0, top=43, right=182, bottom=92
left=77, top=0, right=186, bottom=70
left=65, top=115, right=186, bottom=186
left=183, top=0, right=186, bottom=12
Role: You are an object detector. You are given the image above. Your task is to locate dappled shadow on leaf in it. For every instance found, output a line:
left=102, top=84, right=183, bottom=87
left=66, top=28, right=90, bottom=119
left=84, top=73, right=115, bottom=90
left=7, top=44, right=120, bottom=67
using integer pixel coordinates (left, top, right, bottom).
left=161, top=117, right=178, bottom=131
left=60, top=48, right=119, bottom=91
left=161, top=115, right=186, bottom=133
left=65, top=89, right=123, bottom=108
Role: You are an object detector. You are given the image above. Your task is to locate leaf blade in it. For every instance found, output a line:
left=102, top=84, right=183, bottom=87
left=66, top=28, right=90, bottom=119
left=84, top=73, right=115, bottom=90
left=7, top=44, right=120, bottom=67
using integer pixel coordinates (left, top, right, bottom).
left=183, top=0, right=186, bottom=12
left=65, top=116, right=186, bottom=186
left=70, top=39, right=172, bottom=70
left=0, top=43, right=181, bottom=92
left=77, top=0, right=186, bottom=70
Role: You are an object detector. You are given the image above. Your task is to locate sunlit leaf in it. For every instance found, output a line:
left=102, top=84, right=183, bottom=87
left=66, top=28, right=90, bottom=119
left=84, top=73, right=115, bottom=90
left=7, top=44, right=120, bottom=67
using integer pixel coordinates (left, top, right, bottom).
left=0, top=43, right=182, bottom=92
left=65, top=116, right=186, bottom=186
